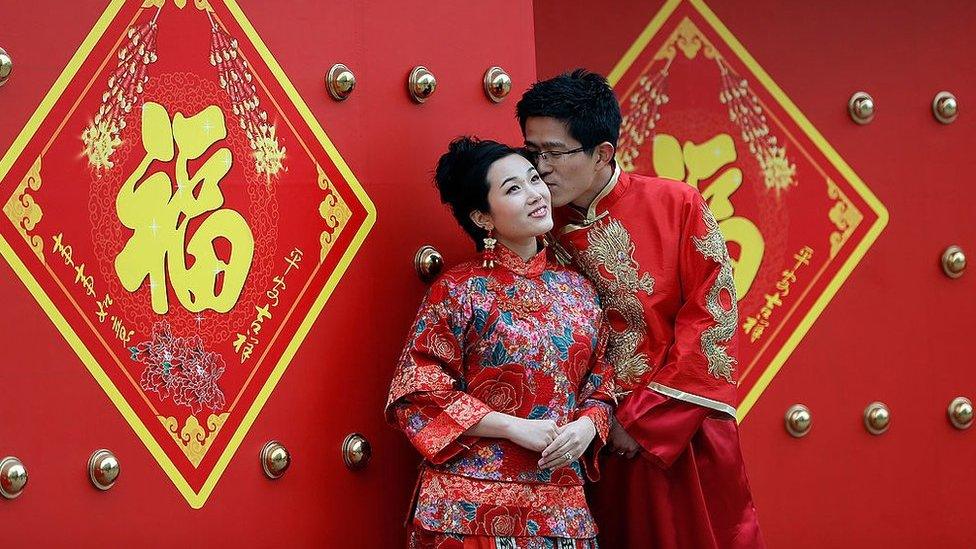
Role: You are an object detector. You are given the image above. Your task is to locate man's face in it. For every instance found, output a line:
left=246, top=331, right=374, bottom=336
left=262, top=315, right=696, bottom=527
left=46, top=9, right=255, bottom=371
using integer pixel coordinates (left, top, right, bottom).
left=523, top=116, right=598, bottom=208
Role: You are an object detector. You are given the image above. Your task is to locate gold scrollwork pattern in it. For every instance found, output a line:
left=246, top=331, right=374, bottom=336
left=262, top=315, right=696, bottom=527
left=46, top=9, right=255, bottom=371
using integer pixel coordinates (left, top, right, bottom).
left=317, top=164, right=352, bottom=263
left=142, top=0, right=213, bottom=10
left=826, top=178, right=863, bottom=258
left=574, top=219, right=655, bottom=390
left=656, top=17, right=720, bottom=62
left=691, top=204, right=737, bottom=384
left=3, top=156, right=45, bottom=262
left=159, top=413, right=230, bottom=467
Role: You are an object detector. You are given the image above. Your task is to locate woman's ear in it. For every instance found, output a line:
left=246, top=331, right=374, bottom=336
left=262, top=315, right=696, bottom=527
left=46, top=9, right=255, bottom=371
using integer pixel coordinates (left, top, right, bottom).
left=469, top=210, right=493, bottom=232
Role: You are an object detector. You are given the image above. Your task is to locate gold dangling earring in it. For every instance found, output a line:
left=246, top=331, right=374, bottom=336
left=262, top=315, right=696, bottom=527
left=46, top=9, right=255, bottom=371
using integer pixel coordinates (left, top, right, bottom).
left=482, top=229, right=497, bottom=269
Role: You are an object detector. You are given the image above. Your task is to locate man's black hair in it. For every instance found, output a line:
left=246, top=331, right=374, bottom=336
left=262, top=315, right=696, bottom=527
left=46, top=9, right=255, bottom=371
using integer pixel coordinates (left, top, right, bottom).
left=516, top=68, right=622, bottom=150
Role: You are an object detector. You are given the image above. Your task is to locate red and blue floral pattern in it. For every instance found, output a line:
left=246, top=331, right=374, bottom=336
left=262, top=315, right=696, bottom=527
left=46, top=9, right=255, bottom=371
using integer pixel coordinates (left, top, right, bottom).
left=387, top=244, right=614, bottom=540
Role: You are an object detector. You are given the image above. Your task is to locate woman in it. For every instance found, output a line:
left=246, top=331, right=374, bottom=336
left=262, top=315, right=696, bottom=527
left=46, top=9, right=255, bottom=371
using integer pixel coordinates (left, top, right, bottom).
left=386, top=137, right=615, bottom=548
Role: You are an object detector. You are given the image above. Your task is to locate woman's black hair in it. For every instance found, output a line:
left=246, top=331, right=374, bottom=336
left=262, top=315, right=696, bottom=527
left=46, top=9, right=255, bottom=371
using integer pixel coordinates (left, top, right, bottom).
left=434, top=136, right=522, bottom=250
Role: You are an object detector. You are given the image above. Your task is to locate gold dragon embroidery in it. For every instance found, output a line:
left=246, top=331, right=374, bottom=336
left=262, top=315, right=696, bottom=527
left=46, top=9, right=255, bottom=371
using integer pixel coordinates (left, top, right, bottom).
left=692, top=204, right=738, bottom=383
left=574, top=219, right=655, bottom=390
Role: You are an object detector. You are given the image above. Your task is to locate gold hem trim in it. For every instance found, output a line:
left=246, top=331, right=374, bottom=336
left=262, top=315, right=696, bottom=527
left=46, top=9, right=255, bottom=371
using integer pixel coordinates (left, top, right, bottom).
left=648, top=381, right=736, bottom=417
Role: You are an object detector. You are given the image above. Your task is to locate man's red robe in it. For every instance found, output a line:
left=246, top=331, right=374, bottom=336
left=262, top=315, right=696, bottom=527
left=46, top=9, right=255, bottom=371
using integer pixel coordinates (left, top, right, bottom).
left=553, top=167, right=764, bottom=548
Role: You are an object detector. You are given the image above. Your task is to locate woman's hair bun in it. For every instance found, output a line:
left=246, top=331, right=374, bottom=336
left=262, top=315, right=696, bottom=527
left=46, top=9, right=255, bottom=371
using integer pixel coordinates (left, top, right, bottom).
left=432, top=136, right=519, bottom=250
left=435, top=136, right=482, bottom=204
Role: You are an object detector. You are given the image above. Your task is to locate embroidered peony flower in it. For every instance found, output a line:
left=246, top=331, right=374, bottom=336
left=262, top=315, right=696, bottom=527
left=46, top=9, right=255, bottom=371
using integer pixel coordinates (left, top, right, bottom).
left=424, top=329, right=459, bottom=362
left=479, top=505, right=525, bottom=537
left=470, top=370, right=529, bottom=415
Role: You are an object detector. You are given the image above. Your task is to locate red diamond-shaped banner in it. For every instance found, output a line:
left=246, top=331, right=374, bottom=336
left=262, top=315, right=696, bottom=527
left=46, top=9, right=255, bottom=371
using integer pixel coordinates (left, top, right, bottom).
left=0, top=0, right=374, bottom=507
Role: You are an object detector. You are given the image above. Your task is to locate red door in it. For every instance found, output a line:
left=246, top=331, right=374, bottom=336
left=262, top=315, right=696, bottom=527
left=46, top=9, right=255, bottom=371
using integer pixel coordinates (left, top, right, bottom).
left=0, top=1, right=535, bottom=545
left=534, top=1, right=975, bottom=547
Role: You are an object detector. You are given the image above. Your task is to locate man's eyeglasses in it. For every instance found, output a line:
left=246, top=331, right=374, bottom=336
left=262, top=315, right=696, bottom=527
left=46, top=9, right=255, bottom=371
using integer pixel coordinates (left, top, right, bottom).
left=526, top=146, right=587, bottom=163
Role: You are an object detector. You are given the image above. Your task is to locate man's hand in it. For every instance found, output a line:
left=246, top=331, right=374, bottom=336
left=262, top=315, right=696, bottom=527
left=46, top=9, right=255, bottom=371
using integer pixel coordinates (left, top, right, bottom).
left=607, top=417, right=641, bottom=459
left=539, top=417, right=596, bottom=469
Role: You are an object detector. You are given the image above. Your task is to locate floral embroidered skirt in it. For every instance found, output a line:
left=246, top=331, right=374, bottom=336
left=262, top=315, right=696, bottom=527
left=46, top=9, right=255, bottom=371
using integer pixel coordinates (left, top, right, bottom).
left=411, top=469, right=599, bottom=538
left=408, top=527, right=598, bottom=549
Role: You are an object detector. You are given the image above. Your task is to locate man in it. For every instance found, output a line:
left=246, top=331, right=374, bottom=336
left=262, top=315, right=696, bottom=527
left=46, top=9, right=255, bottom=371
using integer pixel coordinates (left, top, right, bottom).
left=517, top=69, right=764, bottom=548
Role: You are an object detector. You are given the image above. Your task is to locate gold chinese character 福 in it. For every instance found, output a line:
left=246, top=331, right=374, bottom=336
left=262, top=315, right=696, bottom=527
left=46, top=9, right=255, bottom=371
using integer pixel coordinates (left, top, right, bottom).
left=115, top=102, right=254, bottom=314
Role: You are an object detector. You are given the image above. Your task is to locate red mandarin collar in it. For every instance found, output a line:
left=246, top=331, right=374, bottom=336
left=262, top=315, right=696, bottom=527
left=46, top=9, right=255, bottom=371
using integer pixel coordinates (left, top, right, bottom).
left=557, top=165, right=631, bottom=233
left=489, top=240, right=552, bottom=278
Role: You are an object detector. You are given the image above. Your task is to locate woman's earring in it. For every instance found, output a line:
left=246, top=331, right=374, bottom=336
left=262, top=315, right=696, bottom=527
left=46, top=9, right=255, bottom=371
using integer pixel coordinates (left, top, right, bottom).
left=482, top=229, right=497, bottom=269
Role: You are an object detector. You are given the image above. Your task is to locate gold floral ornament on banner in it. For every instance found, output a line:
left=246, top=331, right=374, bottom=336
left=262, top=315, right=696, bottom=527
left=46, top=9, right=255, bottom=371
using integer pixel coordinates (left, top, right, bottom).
left=209, top=13, right=286, bottom=178
left=827, top=178, right=864, bottom=258
left=718, top=58, right=797, bottom=194
left=82, top=19, right=158, bottom=170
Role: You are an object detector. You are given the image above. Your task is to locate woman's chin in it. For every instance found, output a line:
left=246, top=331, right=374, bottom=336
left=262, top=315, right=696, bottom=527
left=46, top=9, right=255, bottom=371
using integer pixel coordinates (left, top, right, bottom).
left=532, top=218, right=555, bottom=236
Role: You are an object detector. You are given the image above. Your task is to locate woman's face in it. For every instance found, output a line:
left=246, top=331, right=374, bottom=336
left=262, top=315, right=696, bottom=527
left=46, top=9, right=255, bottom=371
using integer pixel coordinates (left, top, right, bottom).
left=476, top=154, right=553, bottom=243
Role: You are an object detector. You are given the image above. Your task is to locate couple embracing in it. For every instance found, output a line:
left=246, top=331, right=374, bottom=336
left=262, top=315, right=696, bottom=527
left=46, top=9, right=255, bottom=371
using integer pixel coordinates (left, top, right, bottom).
left=386, top=70, right=764, bottom=549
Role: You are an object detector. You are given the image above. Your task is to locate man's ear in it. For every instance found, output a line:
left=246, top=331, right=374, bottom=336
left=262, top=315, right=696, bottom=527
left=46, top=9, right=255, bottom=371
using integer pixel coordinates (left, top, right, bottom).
left=469, top=210, right=493, bottom=231
left=594, top=142, right=616, bottom=169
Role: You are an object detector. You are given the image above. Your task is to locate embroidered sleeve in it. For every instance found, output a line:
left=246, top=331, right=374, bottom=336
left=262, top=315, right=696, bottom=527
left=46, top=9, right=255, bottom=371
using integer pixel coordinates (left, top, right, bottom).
left=654, top=192, right=738, bottom=413
left=575, top=314, right=616, bottom=481
left=385, top=278, right=492, bottom=464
